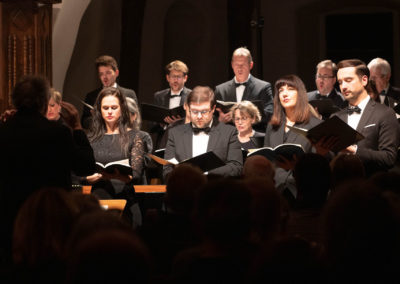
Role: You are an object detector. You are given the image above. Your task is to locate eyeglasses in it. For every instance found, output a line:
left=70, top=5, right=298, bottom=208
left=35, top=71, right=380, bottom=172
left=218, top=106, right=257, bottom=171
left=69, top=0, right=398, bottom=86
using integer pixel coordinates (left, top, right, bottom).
left=189, top=109, right=212, bottom=116
left=316, top=74, right=335, bottom=80
left=234, top=117, right=249, bottom=122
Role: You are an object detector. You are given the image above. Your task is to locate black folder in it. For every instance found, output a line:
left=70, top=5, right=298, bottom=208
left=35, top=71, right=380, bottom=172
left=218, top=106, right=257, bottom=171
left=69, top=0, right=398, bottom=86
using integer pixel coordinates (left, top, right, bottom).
left=141, top=103, right=185, bottom=123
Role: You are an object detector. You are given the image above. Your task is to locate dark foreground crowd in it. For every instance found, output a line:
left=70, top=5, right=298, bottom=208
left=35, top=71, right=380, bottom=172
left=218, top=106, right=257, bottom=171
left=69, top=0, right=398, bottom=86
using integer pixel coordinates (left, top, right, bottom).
left=2, top=158, right=400, bottom=283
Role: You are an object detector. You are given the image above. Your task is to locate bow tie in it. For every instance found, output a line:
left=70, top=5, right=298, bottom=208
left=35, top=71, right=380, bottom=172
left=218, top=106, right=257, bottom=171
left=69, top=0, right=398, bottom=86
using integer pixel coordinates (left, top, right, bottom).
left=316, top=93, right=329, bottom=100
left=170, top=93, right=181, bottom=98
left=347, top=105, right=361, bottom=115
left=192, top=126, right=211, bottom=134
left=235, top=82, right=248, bottom=87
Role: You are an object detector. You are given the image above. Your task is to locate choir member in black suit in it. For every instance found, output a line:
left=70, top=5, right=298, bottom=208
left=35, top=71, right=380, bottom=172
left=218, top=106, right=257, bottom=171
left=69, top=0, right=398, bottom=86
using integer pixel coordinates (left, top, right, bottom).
left=307, top=59, right=347, bottom=119
left=215, top=47, right=273, bottom=131
left=163, top=86, right=243, bottom=179
left=81, top=55, right=138, bottom=129
left=333, top=59, right=399, bottom=176
left=367, top=57, right=400, bottom=108
left=151, top=60, right=191, bottom=149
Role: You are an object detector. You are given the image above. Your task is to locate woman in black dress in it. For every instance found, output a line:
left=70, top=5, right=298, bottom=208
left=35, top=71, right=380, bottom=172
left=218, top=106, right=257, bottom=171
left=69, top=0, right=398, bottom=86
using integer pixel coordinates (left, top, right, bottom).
left=85, top=87, right=145, bottom=226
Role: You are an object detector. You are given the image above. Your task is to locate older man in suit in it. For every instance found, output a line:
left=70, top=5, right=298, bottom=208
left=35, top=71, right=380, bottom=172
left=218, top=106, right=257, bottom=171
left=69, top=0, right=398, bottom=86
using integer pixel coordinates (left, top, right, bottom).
left=81, top=55, right=138, bottom=129
left=367, top=57, right=400, bottom=108
left=214, top=47, right=273, bottom=131
left=163, top=86, right=243, bottom=180
left=333, top=59, right=399, bottom=176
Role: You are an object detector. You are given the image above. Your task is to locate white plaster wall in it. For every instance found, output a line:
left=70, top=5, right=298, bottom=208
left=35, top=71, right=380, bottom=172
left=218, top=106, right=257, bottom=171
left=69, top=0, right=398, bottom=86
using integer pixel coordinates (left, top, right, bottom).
left=52, top=0, right=91, bottom=92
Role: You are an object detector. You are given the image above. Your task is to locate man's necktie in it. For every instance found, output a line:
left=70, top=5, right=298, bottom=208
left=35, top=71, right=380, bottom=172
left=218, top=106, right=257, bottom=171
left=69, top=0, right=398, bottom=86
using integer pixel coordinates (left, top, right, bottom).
left=347, top=105, right=361, bottom=115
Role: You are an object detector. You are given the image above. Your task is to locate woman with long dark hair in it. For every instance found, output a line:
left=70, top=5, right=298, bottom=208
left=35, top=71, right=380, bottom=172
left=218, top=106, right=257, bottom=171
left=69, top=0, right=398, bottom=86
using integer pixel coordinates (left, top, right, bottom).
left=85, top=87, right=145, bottom=226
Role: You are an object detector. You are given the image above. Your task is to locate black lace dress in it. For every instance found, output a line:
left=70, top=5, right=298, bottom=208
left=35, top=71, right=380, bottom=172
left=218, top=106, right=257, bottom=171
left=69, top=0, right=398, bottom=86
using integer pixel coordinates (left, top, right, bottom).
left=90, top=130, right=145, bottom=226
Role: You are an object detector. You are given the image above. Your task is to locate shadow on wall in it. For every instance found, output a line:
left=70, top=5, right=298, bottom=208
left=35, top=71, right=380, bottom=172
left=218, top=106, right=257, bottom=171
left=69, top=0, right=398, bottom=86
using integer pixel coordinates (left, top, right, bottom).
left=62, top=0, right=123, bottom=116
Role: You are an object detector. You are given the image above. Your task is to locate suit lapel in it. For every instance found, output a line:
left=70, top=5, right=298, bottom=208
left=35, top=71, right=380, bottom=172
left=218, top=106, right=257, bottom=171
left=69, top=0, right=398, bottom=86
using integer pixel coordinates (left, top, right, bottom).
left=182, top=125, right=193, bottom=158
left=242, top=76, right=254, bottom=101
left=356, top=99, right=374, bottom=132
left=206, top=121, right=219, bottom=152
left=227, top=80, right=237, bottom=102
left=160, top=90, right=170, bottom=108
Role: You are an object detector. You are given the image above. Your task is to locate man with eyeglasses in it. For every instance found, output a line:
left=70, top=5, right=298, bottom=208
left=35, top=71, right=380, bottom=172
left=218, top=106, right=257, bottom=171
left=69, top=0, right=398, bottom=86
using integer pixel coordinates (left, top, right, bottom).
left=150, top=60, right=192, bottom=148
left=308, top=60, right=347, bottom=119
left=163, top=86, right=243, bottom=179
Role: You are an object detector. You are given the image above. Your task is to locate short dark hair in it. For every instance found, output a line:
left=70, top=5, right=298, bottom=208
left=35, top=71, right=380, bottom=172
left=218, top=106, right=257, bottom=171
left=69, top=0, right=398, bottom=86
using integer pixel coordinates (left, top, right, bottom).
left=12, top=75, right=50, bottom=114
left=337, top=59, right=370, bottom=79
left=95, top=55, right=118, bottom=71
left=186, top=86, right=216, bottom=108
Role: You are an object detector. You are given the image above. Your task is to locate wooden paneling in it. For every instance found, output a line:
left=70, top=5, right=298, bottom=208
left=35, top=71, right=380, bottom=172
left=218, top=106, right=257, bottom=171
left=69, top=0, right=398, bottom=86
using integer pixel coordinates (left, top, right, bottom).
left=0, top=0, right=58, bottom=112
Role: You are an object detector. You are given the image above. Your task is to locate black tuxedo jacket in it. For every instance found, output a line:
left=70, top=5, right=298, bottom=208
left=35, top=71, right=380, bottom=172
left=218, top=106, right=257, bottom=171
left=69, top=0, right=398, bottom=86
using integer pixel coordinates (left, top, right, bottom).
left=163, top=120, right=243, bottom=179
left=382, top=85, right=400, bottom=108
left=387, top=85, right=400, bottom=101
left=332, top=98, right=400, bottom=176
left=215, top=75, right=273, bottom=125
left=81, top=85, right=138, bottom=129
left=154, top=87, right=191, bottom=108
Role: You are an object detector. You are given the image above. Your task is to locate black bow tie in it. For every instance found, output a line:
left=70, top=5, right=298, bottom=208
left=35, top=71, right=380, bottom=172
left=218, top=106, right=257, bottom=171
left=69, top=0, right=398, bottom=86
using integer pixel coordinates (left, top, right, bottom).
left=170, top=93, right=181, bottom=98
left=316, top=93, right=329, bottom=100
left=347, top=105, right=361, bottom=115
left=235, top=82, right=248, bottom=87
left=192, top=126, right=211, bottom=134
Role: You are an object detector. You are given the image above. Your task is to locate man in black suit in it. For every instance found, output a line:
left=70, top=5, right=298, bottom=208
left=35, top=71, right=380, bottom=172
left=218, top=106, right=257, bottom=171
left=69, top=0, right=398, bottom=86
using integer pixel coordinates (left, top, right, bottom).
left=214, top=47, right=273, bottom=131
left=151, top=60, right=192, bottom=148
left=0, top=75, right=96, bottom=262
left=307, top=60, right=347, bottom=119
left=367, top=57, right=400, bottom=108
left=81, top=55, right=138, bottom=129
left=163, top=86, right=243, bottom=180
left=333, top=59, right=399, bottom=176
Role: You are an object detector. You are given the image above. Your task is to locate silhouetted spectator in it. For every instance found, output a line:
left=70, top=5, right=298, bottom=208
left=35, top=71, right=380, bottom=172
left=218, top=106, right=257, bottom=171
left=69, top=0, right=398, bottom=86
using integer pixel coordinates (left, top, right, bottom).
left=139, top=164, right=207, bottom=279
left=171, top=178, right=257, bottom=284
left=330, top=153, right=365, bottom=189
left=322, top=180, right=400, bottom=282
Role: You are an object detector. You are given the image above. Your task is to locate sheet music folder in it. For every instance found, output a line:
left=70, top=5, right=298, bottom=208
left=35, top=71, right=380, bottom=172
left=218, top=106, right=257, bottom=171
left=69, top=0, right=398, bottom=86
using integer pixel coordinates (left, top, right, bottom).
left=141, top=103, right=185, bottom=123
left=147, top=151, right=225, bottom=172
